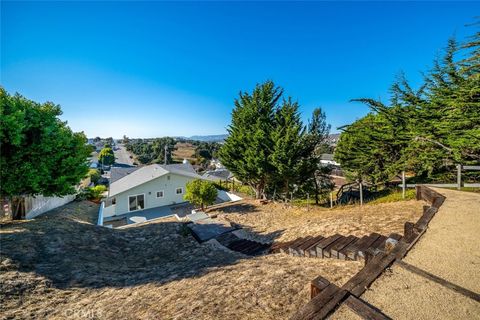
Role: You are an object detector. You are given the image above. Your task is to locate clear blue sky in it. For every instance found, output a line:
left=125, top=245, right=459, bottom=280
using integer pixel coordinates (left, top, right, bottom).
left=1, top=1, right=478, bottom=138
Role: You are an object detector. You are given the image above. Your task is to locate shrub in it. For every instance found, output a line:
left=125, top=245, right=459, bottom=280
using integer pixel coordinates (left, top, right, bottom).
left=88, top=169, right=101, bottom=185
left=184, top=179, right=218, bottom=211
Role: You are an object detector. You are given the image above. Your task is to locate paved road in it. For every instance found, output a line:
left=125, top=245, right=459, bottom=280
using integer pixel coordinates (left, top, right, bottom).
left=113, top=144, right=135, bottom=167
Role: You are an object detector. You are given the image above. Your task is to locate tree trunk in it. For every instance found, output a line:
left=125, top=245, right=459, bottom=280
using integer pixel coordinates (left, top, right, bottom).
left=313, top=177, right=320, bottom=205
left=11, top=196, right=26, bottom=220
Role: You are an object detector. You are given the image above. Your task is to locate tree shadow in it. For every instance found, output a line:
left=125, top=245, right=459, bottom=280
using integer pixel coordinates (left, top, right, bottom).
left=207, top=202, right=258, bottom=215
left=0, top=203, right=282, bottom=292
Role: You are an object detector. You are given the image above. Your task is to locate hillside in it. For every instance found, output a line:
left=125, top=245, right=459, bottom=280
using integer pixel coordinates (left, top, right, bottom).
left=1, top=200, right=364, bottom=319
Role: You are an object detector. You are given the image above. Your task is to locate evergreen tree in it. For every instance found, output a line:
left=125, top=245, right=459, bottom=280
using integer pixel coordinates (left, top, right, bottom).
left=335, top=24, right=480, bottom=184
left=269, top=98, right=305, bottom=197
left=0, top=88, right=90, bottom=218
left=219, top=81, right=281, bottom=199
left=297, top=108, right=333, bottom=204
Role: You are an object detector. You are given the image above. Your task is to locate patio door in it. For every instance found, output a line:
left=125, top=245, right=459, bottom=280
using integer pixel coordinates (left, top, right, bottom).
left=128, top=194, right=145, bottom=212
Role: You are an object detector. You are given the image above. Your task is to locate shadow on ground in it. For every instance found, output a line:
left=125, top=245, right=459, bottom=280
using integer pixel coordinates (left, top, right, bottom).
left=0, top=200, right=282, bottom=291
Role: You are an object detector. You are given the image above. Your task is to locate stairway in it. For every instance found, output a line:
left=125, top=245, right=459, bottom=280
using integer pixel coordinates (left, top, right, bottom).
left=215, top=232, right=271, bottom=256
left=271, top=232, right=402, bottom=261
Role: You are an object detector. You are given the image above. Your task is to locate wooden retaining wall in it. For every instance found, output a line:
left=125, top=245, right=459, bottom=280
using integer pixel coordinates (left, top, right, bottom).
left=290, top=185, right=446, bottom=320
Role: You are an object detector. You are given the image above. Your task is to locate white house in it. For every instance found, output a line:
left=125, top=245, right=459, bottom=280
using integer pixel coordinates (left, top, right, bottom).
left=102, top=162, right=214, bottom=222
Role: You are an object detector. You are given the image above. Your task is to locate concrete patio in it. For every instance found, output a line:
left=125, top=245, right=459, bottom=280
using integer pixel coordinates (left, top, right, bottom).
left=104, top=202, right=192, bottom=226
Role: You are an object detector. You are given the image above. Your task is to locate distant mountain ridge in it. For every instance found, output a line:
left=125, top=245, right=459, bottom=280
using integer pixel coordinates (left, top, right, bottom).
left=182, top=134, right=228, bottom=142
left=180, top=133, right=340, bottom=143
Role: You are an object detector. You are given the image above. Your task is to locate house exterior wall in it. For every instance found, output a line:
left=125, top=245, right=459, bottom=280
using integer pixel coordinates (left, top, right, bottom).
left=110, top=173, right=193, bottom=217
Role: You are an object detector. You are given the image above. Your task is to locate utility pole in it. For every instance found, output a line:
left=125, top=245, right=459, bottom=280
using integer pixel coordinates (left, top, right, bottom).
left=402, top=170, right=406, bottom=199
left=164, top=145, right=168, bottom=165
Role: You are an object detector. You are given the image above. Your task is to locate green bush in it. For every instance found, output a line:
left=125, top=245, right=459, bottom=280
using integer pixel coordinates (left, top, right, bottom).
left=184, top=179, right=218, bottom=210
left=78, top=185, right=107, bottom=200
left=88, top=169, right=101, bottom=185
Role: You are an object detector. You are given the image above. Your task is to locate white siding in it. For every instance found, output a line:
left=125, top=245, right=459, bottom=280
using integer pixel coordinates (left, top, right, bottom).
left=112, top=173, right=194, bottom=216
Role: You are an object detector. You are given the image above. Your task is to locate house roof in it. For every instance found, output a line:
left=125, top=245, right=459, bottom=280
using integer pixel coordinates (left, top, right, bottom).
left=108, top=162, right=214, bottom=197
left=202, top=169, right=233, bottom=181
left=110, top=166, right=141, bottom=183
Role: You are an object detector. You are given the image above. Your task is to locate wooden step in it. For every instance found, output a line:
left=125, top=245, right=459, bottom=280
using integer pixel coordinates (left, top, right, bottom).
left=388, top=233, right=402, bottom=241
left=362, top=235, right=388, bottom=261
left=215, top=231, right=239, bottom=246
left=305, top=236, right=326, bottom=257
left=314, top=234, right=342, bottom=258
left=248, top=243, right=270, bottom=256
left=356, top=233, right=381, bottom=260
left=236, top=240, right=257, bottom=254
left=227, top=239, right=248, bottom=251
left=239, top=241, right=262, bottom=254
left=342, top=235, right=368, bottom=260
left=339, top=236, right=364, bottom=260
left=280, top=237, right=306, bottom=254
left=323, top=235, right=346, bottom=258
left=289, top=236, right=314, bottom=256
left=295, top=235, right=325, bottom=256
left=330, top=235, right=358, bottom=259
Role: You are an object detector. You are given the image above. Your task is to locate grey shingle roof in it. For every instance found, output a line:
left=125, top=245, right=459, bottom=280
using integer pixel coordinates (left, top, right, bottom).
left=109, top=162, right=215, bottom=197
left=202, top=169, right=233, bottom=181
left=110, top=167, right=141, bottom=183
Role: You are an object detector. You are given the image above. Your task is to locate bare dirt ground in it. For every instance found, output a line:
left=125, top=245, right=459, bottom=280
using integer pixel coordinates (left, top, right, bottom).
left=1, top=200, right=364, bottom=320
left=330, top=188, right=480, bottom=320
left=210, top=199, right=424, bottom=243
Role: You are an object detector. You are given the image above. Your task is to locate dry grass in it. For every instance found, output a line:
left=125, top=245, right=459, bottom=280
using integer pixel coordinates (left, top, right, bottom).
left=172, top=142, right=196, bottom=161
left=210, top=199, right=424, bottom=243
left=1, top=200, right=363, bottom=320
left=0, top=196, right=424, bottom=319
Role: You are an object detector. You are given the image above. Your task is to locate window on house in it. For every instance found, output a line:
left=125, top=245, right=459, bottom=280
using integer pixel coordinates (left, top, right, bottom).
left=112, top=197, right=116, bottom=205
left=128, top=194, right=145, bottom=212
left=175, top=187, right=183, bottom=195
left=156, top=190, right=164, bottom=198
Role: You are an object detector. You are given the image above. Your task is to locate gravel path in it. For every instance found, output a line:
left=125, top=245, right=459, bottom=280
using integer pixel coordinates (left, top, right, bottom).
left=403, top=188, right=480, bottom=292
left=330, top=188, right=480, bottom=319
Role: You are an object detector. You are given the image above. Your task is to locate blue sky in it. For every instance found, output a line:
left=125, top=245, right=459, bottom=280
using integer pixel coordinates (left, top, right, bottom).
left=1, top=1, right=478, bottom=138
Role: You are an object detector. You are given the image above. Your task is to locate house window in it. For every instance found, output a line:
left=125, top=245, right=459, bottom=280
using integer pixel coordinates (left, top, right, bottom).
left=175, top=187, right=183, bottom=195
left=156, top=190, right=164, bottom=198
left=112, top=197, right=116, bottom=205
left=128, top=194, right=145, bottom=212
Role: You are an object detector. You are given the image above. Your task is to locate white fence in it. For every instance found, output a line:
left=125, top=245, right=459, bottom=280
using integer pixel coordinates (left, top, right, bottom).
left=97, top=202, right=104, bottom=226
left=25, top=194, right=76, bottom=219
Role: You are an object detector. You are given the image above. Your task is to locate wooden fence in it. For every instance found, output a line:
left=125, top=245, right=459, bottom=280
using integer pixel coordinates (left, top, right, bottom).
left=290, top=185, right=447, bottom=320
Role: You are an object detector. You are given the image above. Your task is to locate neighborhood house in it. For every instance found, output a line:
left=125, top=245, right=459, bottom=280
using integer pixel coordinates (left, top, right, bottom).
left=102, top=162, right=214, bottom=223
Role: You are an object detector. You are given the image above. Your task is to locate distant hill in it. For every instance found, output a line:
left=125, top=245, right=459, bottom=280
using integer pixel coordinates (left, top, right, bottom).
left=184, top=134, right=228, bottom=142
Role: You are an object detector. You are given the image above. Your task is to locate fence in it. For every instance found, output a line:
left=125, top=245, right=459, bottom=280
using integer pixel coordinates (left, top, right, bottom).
left=97, top=201, right=104, bottom=226
left=291, top=185, right=447, bottom=319
left=24, top=194, right=76, bottom=219
left=401, top=164, right=480, bottom=192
